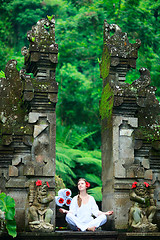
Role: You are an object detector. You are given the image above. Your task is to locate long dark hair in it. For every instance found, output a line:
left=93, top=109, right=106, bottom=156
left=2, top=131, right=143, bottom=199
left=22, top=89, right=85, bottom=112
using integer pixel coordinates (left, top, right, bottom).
left=77, top=178, right=87, bottom=207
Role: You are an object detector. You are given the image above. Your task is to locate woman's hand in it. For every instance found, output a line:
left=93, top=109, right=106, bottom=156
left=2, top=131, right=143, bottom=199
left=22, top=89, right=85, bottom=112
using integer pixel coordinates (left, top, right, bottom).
left=59, top=208, right=68, bottom=214
left=105, top=211, right=113, bottom=216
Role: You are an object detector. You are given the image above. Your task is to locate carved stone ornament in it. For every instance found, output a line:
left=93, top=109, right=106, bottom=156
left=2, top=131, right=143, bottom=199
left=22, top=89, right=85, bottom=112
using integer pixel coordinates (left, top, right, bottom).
left=128, top=182, right=158, bottom=232
left=28, top=180, right=54, bottom=232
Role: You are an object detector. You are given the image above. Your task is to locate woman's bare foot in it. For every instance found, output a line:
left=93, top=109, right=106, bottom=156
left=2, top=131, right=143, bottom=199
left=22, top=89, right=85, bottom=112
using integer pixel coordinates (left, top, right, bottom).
left=87, top=226, right=96, bottom=231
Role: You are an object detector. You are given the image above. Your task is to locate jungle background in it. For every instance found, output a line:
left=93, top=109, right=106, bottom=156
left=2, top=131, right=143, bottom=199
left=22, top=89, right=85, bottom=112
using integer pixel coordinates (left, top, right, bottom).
left=0, top=0, right=159, bottom=201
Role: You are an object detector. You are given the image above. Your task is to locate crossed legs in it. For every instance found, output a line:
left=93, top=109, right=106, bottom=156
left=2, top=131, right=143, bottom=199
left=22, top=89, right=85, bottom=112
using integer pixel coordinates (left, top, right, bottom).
left=66, top=212, right=107, bottom=232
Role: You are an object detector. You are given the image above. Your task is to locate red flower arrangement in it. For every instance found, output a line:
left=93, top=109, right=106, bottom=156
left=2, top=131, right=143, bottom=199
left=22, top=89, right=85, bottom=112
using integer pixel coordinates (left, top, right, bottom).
left=36, top=180, right=42, bottom=186
left=66, top=191, right=70, bottom=196
left=59, top=198, right=64, bottom=204
left=66, top=199, right=71, bottom=205
left=36, top=180, right=50, bottom=187
left=46, top=181, right=50, bottom=188
left=131, top=181, right=137, bottom=189
left=131, top=181, right=150, bottom=189
left=144, top=182, right=150, bottom=188
left=86, top=182, right=90, bottom=188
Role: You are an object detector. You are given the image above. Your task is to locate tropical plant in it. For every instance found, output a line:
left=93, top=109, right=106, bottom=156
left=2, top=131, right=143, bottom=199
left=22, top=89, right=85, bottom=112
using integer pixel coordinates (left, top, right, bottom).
left=56, top=122, right=102, bottom=201
left=0, top=192, right=17, bottom=238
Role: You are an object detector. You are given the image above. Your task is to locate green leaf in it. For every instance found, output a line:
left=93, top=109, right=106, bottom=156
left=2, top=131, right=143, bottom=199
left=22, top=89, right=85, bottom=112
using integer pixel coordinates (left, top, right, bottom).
left=0, top=70, right=5, bottom=78
left=5, top=207, right=15, bottom=220
left=0, top=192, right=6, bottom=201
left=5, top=195, right=15, bottom=208
left=0, top=201, right=5, bottom=211
left=6, top=219, right=17, bottom=238
left=31, top=37, right=35, bottom=42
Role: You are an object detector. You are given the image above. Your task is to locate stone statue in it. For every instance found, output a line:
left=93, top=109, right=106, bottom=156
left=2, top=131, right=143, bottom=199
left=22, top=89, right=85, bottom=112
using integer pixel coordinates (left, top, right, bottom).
left=128, top=181, right=157, bottom=232
left=28, top=180, right=54, bottom=232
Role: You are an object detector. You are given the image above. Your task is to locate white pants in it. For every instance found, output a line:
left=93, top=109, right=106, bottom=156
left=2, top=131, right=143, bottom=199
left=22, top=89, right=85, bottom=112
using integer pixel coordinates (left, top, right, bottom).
left=66, top=212, right=107, bottom=231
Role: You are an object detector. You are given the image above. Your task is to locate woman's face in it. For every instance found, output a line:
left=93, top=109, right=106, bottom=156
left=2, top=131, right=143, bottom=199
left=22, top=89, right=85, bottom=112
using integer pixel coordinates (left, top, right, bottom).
left=78, top=180, right=86, bottom=191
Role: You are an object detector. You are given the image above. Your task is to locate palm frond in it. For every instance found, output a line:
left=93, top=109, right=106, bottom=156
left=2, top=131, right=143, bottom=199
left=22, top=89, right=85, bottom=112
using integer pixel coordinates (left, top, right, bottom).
left=87, top=187, right=102, bottom=201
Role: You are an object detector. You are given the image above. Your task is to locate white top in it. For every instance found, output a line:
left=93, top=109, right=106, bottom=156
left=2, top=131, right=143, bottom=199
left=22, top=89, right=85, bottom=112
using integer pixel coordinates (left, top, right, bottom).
left=69, top=195, right=99, bottom=224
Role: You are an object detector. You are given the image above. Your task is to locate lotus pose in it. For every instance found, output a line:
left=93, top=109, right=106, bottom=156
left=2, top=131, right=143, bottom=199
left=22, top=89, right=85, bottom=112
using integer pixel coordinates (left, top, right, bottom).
left=59, top=178, right=113, bottom=231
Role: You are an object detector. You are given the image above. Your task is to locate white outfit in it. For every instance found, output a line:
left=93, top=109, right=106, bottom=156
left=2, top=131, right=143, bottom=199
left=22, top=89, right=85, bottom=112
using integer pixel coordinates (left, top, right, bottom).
left=65, top=195, right=107, bottom=231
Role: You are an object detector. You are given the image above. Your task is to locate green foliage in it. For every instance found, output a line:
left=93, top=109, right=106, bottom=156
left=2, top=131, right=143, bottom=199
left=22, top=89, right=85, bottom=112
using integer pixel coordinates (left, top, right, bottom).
left=0, top=192, right=17, bottom=238
left=0, top=71, right=5, bottom=78
left=56, top=123, right=102, bottom=201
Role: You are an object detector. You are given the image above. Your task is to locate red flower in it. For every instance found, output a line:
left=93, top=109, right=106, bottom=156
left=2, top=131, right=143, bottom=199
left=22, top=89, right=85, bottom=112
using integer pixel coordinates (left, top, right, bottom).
left=86, top=182, right=90, bottom=188
left=46, top=182, right=50, bottom=188
left=131, top=181, right=137, bottom=189
left=36, top=180, right=42, bottom=186
left=66, top=199, right=71, bottom=205
left=66, top=191, right=70, bottom=196
left=59, top=198, right=64, bottom=204
left=144, top=182, right=149, bottom=188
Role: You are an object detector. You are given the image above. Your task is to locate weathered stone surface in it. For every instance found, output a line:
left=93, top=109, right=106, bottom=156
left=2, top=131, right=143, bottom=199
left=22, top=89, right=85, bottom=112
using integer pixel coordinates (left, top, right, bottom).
left=101, top=20, right=160, bottom=230
left=9, top=165, right=18, bottom=177
left=23, top=161, right=35, bottom=176
left=0, top=16, right=58, bottom=232
left=144, top=170, right=153, bottom=180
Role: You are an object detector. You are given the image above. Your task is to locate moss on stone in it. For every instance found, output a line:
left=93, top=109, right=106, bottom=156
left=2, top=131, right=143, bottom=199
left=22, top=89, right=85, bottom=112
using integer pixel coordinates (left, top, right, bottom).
left=134, top=126, right=160, bottom=142
left=99, top=45, right=113, bottom=122
left=99, top=83, right=114, bottom=121
left=100, top=45, right=110, bottom=80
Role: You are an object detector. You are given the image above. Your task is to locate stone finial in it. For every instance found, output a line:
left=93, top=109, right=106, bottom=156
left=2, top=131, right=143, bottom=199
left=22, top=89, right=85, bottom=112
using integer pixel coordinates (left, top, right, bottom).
left=103, top=20, right=141, bottom=62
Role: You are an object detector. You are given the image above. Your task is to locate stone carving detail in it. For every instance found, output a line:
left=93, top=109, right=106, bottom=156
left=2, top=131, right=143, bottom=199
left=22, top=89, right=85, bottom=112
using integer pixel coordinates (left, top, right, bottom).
left=0, top=16, right=58, bottom=231
left=101, top=20, right=160, bottom=230
left=128, top=182, right=157, bottom=232
left=28, top=180, right=54, bottom=232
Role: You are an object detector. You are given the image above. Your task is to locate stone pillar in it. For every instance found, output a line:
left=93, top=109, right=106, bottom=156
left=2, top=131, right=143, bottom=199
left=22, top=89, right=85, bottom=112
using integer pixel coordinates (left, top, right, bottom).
left=100, top=20, right=160, bottom=229
left=0, top=16, right=58, bottom=231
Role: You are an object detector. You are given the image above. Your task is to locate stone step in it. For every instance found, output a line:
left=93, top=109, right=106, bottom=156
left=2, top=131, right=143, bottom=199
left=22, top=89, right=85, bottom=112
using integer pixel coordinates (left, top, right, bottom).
left=0, top=231, right=160, bottom=240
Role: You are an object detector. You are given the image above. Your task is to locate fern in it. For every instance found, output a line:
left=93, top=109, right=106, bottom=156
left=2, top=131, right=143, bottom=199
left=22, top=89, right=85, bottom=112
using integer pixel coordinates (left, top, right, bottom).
left=87, top=187, right=102, bottom=201
left=56, top=122, right=102, bottom=199
left=56, top=161, right=76, bottom=186
left=76, top=157, right=101, bottom=170
left=84, top=173, right=102, bottom=186
left=56, top=152, right=75, bottom=167
left=69, top=130, right=97, bottom=148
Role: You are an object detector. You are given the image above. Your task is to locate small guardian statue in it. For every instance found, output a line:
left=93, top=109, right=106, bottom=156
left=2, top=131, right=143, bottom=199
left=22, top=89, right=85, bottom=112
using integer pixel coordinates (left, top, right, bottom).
left=28, top=180, right=54, bottom=232
left=128, top=181, right=157, bottom=232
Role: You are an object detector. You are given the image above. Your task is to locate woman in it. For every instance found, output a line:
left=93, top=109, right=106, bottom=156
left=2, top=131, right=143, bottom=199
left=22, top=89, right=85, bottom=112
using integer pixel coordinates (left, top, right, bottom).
left=59, top=178, right=113, bottom=231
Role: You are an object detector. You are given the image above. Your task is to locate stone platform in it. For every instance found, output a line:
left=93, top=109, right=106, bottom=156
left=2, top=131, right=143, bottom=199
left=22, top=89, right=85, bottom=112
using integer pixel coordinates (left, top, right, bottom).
left=0, top=231, right=160, bottom=240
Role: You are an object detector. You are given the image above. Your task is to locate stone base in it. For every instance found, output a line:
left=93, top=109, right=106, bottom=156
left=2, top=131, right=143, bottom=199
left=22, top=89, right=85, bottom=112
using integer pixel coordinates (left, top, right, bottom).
left=0, top=231, right=160, bottom=240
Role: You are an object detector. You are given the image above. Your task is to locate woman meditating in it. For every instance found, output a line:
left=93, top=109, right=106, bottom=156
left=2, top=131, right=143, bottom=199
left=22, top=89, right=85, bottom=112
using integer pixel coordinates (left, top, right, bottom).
left=59, top=178, right=113, bottom=231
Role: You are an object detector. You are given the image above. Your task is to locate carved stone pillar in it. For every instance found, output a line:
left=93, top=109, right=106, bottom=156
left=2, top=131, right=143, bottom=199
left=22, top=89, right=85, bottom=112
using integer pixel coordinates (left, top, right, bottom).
left=100, top=20, right=160, bottom=230
left=0, top=16, right=58, bottom=231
